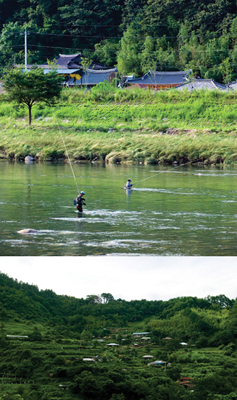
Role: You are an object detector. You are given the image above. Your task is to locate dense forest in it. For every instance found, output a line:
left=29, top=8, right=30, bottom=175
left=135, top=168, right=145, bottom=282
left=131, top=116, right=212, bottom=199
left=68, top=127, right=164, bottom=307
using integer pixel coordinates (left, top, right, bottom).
left=0, top=272, right=237, bottom=399
left=1, top=0, right=237, bottom=82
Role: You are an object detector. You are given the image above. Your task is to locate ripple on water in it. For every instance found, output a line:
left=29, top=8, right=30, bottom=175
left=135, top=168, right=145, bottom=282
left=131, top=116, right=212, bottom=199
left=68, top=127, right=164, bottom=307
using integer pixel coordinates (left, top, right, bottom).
left=84, top=238, right=161, bottom=249
left=134, top=188, right=200, bottom=195
left=194, top=172, right=237, bottom=177
left=169, top=211, right=222, bottom=218
left=53, top=240, right=83, bottom=246
left=40, top=229, right=79, bottom=235
left=222, top=200, right=237, bottom=203
left=85, top=209, right=140, bottom=216
left=3, top=239, right=29, bottom=245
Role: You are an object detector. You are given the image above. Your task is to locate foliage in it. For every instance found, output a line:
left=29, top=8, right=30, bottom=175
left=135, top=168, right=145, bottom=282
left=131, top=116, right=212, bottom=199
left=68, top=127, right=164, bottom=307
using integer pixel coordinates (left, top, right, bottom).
left=2, top=67, right=63, bottom=125
left=1, top=0, right=237, bottom=81
left=2, top=87, right=237, bottom=163
left=94, top=40, right=119, bottom=67
left=117, top=25, right=142, bottom=76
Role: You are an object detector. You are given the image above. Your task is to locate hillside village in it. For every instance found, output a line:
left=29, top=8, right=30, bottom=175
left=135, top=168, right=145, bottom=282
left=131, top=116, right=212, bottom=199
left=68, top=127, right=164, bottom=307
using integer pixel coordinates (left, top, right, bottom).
left=0, top=273, right=237, bottom=399
left=18, top=53, right=237, bottom=92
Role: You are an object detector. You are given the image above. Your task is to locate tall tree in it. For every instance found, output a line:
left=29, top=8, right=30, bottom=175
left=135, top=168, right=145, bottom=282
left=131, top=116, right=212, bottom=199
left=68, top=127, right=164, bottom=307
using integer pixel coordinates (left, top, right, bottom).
left=101, top=293, right=114, bottom=303
left=2, top=67, right=63, bottom=125
left=117, top=24, right=142, bottom=76
left=86, top=295, right=102, bottom=304
left=0, top=22, right=25, bottom=69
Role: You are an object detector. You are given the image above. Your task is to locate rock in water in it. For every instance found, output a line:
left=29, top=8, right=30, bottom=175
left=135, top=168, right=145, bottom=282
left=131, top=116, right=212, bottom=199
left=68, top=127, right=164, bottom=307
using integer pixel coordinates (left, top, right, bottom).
left=25, top=155, right=34, bottom=163
left=17, top=229, right=38, bottom=234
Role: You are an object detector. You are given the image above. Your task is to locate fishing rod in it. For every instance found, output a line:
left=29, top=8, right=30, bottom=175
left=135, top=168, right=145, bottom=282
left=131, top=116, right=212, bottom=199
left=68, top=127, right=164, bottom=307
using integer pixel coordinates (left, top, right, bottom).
left=54, top=113, right=80, bottom=195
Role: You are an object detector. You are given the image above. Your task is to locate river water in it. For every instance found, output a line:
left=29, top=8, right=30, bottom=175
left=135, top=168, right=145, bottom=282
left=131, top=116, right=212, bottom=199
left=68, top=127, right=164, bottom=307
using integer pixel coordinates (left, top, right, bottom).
left=1, top=161, right=237, bottom=256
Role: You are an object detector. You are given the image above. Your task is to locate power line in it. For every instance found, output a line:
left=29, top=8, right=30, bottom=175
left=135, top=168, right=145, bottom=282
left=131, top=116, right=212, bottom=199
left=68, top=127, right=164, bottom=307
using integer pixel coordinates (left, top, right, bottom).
left=10, top=28, right=237, bottom=40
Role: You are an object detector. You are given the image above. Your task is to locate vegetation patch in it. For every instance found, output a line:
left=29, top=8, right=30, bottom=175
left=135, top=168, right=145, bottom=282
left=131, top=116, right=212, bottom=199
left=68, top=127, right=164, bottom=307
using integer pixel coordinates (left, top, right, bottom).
left=1, top=87, right=237, bottom=165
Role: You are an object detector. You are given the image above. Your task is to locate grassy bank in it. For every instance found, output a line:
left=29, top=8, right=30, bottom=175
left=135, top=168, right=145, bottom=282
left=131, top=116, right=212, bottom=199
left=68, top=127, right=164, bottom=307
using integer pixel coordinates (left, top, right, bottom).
left=1, top=84, right=237, bottom=164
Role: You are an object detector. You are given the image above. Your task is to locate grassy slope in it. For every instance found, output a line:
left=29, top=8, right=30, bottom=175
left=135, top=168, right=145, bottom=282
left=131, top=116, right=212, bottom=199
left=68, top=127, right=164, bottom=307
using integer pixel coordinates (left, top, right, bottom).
left=1, top=86, right=237, bottom=164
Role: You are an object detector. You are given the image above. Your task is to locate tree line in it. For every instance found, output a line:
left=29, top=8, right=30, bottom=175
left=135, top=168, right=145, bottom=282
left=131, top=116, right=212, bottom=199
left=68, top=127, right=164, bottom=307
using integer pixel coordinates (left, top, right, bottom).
left=0, top=272, right=236, bottom=344
left=1, top=0, right=237, bottom=82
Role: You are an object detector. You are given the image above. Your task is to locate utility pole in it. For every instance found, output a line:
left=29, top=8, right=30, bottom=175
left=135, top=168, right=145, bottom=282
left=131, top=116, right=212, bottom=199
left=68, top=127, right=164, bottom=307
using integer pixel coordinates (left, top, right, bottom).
left=25, top=23, right=27, bottom=71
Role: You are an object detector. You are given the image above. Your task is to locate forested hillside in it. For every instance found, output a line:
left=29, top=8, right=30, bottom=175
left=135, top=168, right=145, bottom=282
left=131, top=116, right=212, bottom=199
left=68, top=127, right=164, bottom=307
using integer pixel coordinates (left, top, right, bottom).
left=1, top=0, right=237, bottom=82
left=0, top=272, right=236, bottom=342
left=0, top=272, right=237, bottom=399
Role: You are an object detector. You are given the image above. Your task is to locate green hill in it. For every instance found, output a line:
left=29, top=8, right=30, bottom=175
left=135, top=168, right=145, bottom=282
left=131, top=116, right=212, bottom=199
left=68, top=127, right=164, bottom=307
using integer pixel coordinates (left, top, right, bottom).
left=0, top=272, right=237, bottom=400
left=1, top=0, right=237, bottom=81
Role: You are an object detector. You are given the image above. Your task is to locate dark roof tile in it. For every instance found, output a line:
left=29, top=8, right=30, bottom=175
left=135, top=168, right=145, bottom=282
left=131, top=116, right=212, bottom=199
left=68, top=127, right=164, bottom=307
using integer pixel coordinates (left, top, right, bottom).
left=126, top=70, right=189, bottom=85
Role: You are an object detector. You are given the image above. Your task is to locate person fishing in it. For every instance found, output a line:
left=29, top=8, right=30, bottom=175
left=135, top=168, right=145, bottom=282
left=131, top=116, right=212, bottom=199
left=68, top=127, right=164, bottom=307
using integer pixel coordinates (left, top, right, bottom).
left=125, top=178, right=133, bottom=189
left=76, top=191, right=86, bottom=212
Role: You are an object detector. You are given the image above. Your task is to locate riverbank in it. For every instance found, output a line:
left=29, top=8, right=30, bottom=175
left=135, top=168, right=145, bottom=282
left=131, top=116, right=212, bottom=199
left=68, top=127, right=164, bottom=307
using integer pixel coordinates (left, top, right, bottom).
left=1, top=85, right=237, bottom=165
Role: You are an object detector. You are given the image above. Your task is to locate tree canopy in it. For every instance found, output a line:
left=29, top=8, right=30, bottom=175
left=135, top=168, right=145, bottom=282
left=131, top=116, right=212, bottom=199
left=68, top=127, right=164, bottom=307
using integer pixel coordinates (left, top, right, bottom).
left=1, top=0, right=237, bottom=81
left=2, top=67, right=63, bottom=125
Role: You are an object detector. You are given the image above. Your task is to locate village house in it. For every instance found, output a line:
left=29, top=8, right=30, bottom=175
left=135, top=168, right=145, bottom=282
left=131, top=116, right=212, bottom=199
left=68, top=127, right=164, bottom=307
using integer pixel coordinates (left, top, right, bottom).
left=6, top=335, right=29, bottom=339
left=74, top=68, right=117, bottom=89
left=142, top=355, right=154, bottom=359
left=21, top=53, right=116, bottom=88
left=132, top=332, right=150, bottom=337
left=179, top=377, right=195, bottom=388
left=148, top=360, right=166, bottom=367
left=124, top=70, right=190, bottom=90
left=106, top=343, right=119, bottom=347
left=175, top=78, right=227, bottom=91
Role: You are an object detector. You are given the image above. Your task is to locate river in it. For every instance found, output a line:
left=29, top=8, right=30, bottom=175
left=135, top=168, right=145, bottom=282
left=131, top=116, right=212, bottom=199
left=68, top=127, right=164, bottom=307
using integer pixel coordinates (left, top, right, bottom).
left=1, top=161, right=237, bottom=256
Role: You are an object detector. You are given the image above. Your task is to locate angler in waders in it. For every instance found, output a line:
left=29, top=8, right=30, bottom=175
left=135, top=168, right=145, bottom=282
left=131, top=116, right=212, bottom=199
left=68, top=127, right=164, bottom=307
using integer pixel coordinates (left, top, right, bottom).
left=125, top=179, right=133, bottom=189
left=76, top=191, right=86, bottom=212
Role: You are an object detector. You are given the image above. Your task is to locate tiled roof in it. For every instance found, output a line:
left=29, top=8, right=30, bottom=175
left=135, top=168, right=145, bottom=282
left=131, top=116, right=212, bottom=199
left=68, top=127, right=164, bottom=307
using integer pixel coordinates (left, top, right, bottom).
left=56, top=53, right=82, bottom=68
left=19, top=54, right=110, bottom=72
left=175, top=79, right=227, bottom=91
left=229, top=81, right=237, bottom=89
left=126, top=70, right=189, bottom=85
left=55, top=54, right=108, bottom=70
left=76, top=68, right=117, bottom=86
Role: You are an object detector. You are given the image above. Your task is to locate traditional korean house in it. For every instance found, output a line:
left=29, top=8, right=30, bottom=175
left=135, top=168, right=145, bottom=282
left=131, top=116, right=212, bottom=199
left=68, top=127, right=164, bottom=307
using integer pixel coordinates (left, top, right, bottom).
left=75, top=68, right=117, bottom=88
left=175, top=79, right=227, bottom=91
left=125, top=70, right=190, bottom=90
left=55, top=53, right=108, bottom=70
left=21, top=53, right=111, bottom=87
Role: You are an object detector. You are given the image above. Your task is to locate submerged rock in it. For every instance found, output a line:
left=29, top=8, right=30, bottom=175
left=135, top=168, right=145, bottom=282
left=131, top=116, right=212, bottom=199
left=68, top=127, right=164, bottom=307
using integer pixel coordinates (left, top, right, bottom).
left=17, top=229, right=38, bottom=234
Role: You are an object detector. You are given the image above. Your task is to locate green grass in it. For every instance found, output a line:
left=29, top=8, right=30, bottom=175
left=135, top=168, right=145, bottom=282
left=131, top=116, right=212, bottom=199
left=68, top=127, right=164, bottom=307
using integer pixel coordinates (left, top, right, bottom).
left=1, top=85, right=237, bottom=164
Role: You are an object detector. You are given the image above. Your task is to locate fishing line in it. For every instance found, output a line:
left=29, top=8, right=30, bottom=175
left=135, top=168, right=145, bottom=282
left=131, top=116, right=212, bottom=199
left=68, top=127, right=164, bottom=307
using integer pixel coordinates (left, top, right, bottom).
left=132, top=172, right=161, bottom=186
left=131, top=165, right=184, bottom=187
left=54, top=113, right=80, bottom=195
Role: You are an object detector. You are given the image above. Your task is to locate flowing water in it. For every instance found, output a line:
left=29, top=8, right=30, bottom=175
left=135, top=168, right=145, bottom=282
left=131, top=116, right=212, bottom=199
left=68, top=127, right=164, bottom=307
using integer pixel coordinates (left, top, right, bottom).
left=1, top=161, right=237, bottom=256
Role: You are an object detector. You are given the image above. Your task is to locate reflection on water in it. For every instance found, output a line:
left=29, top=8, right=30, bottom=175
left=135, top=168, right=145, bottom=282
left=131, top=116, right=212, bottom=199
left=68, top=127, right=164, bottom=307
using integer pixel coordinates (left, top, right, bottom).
left=1, top=161, right=237, bottom=256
